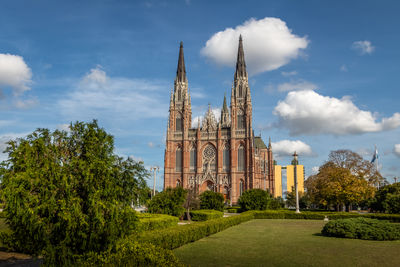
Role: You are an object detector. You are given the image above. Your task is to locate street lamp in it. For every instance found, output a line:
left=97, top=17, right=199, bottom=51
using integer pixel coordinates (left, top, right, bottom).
left=293, top=151, right=300, bottom=214
left=150, top=166, right=159, bottom=198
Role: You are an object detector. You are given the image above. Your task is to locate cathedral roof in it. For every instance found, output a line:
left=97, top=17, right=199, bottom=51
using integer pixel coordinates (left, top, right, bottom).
left=254, top=136, right=267, bottom=149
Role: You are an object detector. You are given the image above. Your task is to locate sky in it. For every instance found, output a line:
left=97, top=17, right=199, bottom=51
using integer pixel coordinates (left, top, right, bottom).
left=1, top=0, right=399, bottom=192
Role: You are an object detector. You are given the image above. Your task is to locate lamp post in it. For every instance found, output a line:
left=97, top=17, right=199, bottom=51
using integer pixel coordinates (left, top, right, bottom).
left=293, top=151, right=300, bottom=213
left=150, top=166, right=159, bottom=198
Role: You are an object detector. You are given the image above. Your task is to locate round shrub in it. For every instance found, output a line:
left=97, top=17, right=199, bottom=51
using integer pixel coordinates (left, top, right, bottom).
left=199, top=191, right=224, bottom=211
left=322, top=217, right=400, bottom=241
left=148, top=187, right=187, bottom=217
left=238, top=189, right=271, bottom=211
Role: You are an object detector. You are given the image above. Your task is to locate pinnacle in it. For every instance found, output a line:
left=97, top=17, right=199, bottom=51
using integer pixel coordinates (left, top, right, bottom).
left=176, top=41, right=186, bottom=83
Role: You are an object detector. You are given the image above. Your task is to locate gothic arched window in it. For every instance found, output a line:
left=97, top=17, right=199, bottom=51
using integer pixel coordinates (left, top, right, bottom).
left=176, top=179, right=181, bottom=187
left=223, top=146, right=230, bottom=170
left=176, top=114, right=182, bottom=131
left=202, top=144, right=216, bottom=171
left=176, top=147, right=182, bottom=172
left=190, top=148, right=197, bottom=171
left=237, top=110, right=245, bottom=129
left=238, top=146, right=245, bottom=171
left=239, top=180, right=244, bottom=196
left=239, top=85, right=243, bottom=98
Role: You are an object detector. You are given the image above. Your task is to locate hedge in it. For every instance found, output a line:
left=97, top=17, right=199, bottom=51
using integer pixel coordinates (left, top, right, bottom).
left=189, top=210, right=223, bottom=221
left=136, top=212, right=255, bottom=250
left=322, top=217, right=400, bottom=241
left=227, top=208, right=240, bottom=213
left=137, top=213, right=179, bottom=232
left=75, top=240, right=183, bottom=266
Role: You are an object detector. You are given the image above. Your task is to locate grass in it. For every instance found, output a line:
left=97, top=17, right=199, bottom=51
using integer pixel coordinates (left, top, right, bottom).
left=174, top=219, right=400, bottom=267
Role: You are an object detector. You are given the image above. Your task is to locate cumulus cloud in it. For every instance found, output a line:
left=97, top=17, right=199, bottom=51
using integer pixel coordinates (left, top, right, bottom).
left=272, top=139, right=313, bottom=157
left=352, top=40, right=375, bottom=55
left=0, top=54, right=32, bottom=96
left=277, top=80, right=318, bottom=92
left=311, top=166, right=320, bottom=175
left=394, top=144, right=400, bottom=157
left=201, top=17, right=309, bottom=75
left=274, top=90, right=400, bottom=136
left=58, top=66, right=168, bottom=121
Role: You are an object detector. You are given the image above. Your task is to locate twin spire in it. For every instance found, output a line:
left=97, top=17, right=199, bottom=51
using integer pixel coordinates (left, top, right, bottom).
left=176, top=41, right=187, bottom=83
left=234, top=35, right=247, bottom=80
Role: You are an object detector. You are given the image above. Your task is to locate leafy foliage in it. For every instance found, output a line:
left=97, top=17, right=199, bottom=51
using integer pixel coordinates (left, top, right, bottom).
left=0, top=121, right=149, bottom=265
left=238, top=189, right=272, bottom=211
left=369, top=183, right=400, bottom=214
left=199, top=190, right=224, bottom=211
left=305, top=150, right=376, bottom=211
left=322, top=217, right=400, bottom=240
left=147, top=187, right=187, bottom=217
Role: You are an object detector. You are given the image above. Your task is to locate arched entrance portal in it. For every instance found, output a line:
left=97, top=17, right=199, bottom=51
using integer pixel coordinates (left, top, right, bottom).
left=201, top=180, right=215, bottom=192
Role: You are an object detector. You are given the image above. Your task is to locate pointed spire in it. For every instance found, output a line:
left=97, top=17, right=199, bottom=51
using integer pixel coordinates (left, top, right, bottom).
left=176, top=41, right=186, bottom=83
left=268, top=137, right=272, bottom=149
left=234, top=35, right=247, bottom=80
left=222, top=93, right=228, bottom=112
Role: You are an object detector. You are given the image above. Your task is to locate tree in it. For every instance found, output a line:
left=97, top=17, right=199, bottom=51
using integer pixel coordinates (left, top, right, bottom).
left=147, top=187, right=187, bottom=217
left=199, top=191, right=224, bottom=211
left=0, top=121, right=149, bottom=265
left=183, top=187, right=200, bottom=221
left=305, top=159, right=375, bottom=211
left=238, top=189, right=272, bottom=211
left=369, top=183, right=400, bottom=213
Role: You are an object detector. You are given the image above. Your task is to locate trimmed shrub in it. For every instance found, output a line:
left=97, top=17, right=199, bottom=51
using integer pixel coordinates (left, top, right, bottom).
left=189, top=210, right=223, bottom=221
left=199, top=191, right=224, bottom=211
left=147, top=187, right=187, bottom=217
left=137, top=213, right=179, bottom=231
left=252, top=210, right=325, bottom=220
left=227, top=208, right=240, bottom=213
left=137, top=212, right=255, bottom=250
left=238, top=189, right=271, bottom=211
left=322, top=217, right=400, bottom=241
left=75, top=240, right=183, bottom=266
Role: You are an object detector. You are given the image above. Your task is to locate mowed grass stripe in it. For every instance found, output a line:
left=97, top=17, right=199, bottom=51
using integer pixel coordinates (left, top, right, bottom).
left=173, top=219, right=400, bottom=267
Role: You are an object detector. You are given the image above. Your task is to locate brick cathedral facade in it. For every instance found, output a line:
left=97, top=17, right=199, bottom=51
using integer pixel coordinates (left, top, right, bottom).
left=164, top=36, right=275, bottom=204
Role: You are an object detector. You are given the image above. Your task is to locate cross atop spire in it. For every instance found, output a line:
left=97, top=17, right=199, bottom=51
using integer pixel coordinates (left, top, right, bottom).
left=176, top=41, right=186, bottom=83
left=234, top=35, right=247, bottom=80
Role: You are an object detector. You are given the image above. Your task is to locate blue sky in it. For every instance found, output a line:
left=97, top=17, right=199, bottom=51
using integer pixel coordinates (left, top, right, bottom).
left=1, top=0, right=399, bottom=192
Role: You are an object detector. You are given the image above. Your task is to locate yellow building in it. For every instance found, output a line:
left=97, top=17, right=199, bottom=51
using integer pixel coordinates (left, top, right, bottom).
left=274, top=164, right=304, bottom=198
left=274, top=165, right=282, bottom=198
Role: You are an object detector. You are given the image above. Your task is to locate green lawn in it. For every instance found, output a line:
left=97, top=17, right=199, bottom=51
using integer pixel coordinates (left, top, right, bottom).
left=174, top=219, right=400, bottom=267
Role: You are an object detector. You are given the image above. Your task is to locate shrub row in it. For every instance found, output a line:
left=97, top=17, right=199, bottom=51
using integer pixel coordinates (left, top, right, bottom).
left=249, top=210, right=400, bottom=222
left=136, top=213, right=179, bottom=232
left=322, top=217, right=400, bottom=241
left=75, top=240, right=183, bottom=266
left=136, top=212, right=255, bottom=250
left=189, top=210, right=224, bottom=221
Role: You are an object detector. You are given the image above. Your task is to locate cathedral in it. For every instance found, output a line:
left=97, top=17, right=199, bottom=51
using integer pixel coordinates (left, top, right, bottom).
left=163, top=36, right=275, bottom=204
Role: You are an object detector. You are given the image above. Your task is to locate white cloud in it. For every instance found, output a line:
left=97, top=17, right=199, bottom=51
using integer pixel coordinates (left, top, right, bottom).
left=352, top=40, right=375, bottom=55
left=277, top=80, right=317, bottom=92
left=281, top=71, right=298, bottom=77
left=148, top=142, right=155, bottom=148
left=14, top=98, right=38, bottom=109
left=58, top=66, right=168, bottom=121
left=0, top=53, right=32, bottom=96
left=272, top=139, right=313, bottom=157
left=57, top=124, right=71, bottom=132
left=274, top=90, right=400, bottom=135
left=201, top=17, right=309, bottom=75
left=394, top=144, right=400, bottom=157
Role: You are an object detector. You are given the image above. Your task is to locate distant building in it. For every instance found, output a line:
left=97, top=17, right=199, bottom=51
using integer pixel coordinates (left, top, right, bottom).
left=163, top=37, right=275, bottom=204
left=274, top=164, right=305, bottom=198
